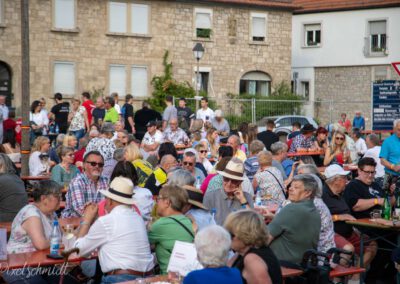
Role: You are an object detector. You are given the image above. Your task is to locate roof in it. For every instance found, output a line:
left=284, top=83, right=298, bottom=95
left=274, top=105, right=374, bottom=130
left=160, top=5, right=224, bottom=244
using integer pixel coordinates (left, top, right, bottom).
left=167, top=0, right=300, bottom=10
left=293, top=0, right=400, bottom=14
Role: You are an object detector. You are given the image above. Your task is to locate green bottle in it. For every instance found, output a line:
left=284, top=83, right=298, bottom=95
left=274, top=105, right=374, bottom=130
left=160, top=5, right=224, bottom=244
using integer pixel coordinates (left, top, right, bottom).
left=394, top=193, right=400, bottom=220
left=382, top=195, right=392, bottom=220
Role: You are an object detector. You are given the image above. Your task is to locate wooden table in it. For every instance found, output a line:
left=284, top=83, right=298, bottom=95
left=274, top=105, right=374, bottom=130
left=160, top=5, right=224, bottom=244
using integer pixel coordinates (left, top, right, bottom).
left=0, top=217, right=81, bottom=235
left=346, top=218, right=400, bottom=283
left=287, top=150, right=324, bottom=157
left=21, top=175, right=50, bottom=181
left=318, top=164, right=358, bottom=174
left=0, top=248, right=93, bottom=270
left=121, top=267, right=303, bottom=283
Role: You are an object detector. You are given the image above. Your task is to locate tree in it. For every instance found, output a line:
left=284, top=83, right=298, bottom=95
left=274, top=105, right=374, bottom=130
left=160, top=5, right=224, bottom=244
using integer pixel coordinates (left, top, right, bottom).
left=148, top=50, right=195, bottom=113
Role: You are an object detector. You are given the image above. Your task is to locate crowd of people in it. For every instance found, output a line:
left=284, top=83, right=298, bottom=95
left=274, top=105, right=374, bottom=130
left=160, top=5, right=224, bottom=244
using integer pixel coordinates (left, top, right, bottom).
left=1, top=91, right=400, bottom=284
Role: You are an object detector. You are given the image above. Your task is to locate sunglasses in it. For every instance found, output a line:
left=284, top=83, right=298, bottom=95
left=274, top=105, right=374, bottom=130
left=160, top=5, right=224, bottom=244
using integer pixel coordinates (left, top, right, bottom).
left=335, top=137, right=345, bottom=141
left=199, top=150, right=207, bottom=154
left=223, top=176, right=242, bottom=185
left=183, top=161, right=194, bottom=166
left=86, top=161, right=104, bottom=168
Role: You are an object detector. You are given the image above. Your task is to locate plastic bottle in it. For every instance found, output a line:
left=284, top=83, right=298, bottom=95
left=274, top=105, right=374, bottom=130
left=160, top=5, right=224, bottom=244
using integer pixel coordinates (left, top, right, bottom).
left=195, top=176, right=201, bottom=190
left=211, top=208, right=217, bottom=225
left=50, top=219, right=62, bottom=255
left=55, top=124, right=60, bottom=134
left=255, top=190, right=263, bottom=206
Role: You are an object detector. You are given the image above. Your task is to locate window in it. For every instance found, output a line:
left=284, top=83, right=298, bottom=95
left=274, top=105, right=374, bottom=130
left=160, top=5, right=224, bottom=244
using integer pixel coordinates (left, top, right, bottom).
left=250, top=13, right=267, bottom=42
left=53, top=0, right=76, bottom=30
left=195, top=8, right=212, bottom=39
left=300, top=81, right=310, bottom=100
left=54, top=62, right=75, bottom=95
left=131, top=66, right=148, bottom=97
left=195, top=71, right=209, bottom=93
left=108, top=1, right=149, bottom=35
left=240, top=71, right=271, bottom=96
left=109, top=65, right=126, bottom=96
left=369, top=20, right=386, bottom=53
left=304, top=24, right=321, bottom=47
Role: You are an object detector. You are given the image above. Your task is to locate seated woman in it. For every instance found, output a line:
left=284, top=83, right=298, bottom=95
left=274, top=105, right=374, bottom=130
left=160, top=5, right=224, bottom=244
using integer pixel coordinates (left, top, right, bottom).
left=63, top=134, right=78, bottom=149
left=253, top=151, right=286, bottom=204
left=324, top=129, right=351, bottom=166
left=2, top=128, right=21, bottom=163
left=7, top=180, right=61, bottom=254
left=225, top=210, right=283, bottom=284
left=0, top=153, right=28, bottom=222
left=205, top=127, right=219, bottom=159
left=51, top=146, right=80, bottom=186
left=148, top=185, right=195, bottom=274
left=194, top=143, right=213, bottom=174
left=124, top=143, right=154, bottom=187
left=183, top=225, right=242, bottom=284
left=29, top=136, right=51, bottom=176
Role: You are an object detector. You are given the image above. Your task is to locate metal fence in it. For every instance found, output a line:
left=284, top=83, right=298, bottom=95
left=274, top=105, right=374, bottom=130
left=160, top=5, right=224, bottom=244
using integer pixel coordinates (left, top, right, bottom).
left=174, top=97, right=372, bottom=130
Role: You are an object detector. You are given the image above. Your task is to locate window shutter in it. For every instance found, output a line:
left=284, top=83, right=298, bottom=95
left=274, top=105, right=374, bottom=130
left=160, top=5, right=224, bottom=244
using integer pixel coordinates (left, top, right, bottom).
left=109, top=65, right=126, bottom=96
left=109, top=2, right=127, bottom=33
left=252, top=17, right=266, bottom=37
left=55, top=0, right=75, bottom=29
left=131, top=66, right=148, bottom=97
left=131, top=4, right=148, bottom=34
left=54, top=62, right=75, bottom=95
left=370, top=21, right=386, bottom=35
left=196, top=13, right=211, bottom=29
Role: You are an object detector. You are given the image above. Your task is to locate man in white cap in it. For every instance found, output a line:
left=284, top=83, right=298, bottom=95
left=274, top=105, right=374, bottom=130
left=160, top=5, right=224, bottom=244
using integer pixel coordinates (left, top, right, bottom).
left=74, top=177, right=155, bottom=282
left=203, top=158, right=253, bottom=225
left=321, top=164, right=377, bottom=269
left=211, top=109, right=230, bottom=137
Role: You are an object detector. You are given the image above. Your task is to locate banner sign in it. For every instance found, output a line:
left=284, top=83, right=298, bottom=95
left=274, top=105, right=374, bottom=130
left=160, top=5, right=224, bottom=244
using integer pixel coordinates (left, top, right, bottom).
left=372, top=80, right=400, bottom=130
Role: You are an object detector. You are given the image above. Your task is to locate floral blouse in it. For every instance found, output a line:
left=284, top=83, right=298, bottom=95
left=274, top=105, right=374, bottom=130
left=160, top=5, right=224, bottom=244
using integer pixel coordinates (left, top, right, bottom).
left=69, top=106, right=86, bottom=131
left=7, top=204, right=54, bottom=254
left=254, top=167, right=286, bottom=203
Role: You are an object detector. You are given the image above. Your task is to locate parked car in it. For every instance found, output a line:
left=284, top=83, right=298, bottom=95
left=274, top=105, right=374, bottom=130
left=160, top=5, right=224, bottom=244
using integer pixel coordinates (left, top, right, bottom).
left=256, top=115, right=318, bottom=139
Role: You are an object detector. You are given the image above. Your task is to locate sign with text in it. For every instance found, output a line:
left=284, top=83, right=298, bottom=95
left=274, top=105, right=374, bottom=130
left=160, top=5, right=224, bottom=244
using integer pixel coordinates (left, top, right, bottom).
left=372, top=80, right=400, bottom=130
left=167, top=241, right=202, bottom=276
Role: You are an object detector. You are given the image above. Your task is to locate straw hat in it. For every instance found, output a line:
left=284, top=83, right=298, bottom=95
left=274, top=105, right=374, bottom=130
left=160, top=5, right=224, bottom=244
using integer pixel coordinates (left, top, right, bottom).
left=100, top=177, right=135, bottom=205
left=183, top=185, right=208, bottom=210
left=217, top=159, right=244, bottom=181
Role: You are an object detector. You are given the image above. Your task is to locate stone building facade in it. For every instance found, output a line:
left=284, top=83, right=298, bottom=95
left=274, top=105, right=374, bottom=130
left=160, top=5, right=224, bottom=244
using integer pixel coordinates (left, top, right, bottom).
left=0, top=0, right=295, bottom=113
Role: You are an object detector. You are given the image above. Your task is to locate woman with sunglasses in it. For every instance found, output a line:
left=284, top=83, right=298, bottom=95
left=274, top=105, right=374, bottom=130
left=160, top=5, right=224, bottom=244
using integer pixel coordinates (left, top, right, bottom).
left=224, top=210, right=282, bottom=284
left=323, top=130, right=351, bottom=166
left=195, top=143, right=213, bottom=174
left=51, top=146, right=79, bottom=186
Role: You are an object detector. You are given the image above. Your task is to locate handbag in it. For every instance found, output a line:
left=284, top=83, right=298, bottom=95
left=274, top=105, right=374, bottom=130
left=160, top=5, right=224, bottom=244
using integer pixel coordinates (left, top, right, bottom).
left=30, top=121, right=43, bottom=135
left=265, top=169, right=287, bottom=198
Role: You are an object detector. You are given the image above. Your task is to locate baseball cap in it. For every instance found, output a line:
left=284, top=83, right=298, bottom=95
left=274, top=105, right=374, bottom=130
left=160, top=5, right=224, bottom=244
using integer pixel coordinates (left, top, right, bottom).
left=215, top=109, right=223, bottom=117
left=324, top=164, right=350, bottom=179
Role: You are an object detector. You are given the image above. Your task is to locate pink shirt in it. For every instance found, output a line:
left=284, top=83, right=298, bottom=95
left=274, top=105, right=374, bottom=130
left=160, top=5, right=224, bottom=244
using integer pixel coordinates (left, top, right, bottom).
left=200, top=173, right=217, bottom=194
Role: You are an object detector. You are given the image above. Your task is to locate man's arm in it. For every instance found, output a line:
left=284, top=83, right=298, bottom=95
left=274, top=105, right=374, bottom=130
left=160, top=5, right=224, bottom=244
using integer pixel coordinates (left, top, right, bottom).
left=128, top=116, right=135, bottom=133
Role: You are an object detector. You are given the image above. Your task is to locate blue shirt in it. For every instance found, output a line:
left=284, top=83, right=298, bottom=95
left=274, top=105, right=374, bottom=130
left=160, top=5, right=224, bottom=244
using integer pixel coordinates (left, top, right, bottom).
left=186, top=208, right=215, bottom=231
left=352, top=116, right=365, bottom=130
left=183, top=267, right=243, bottom=284
left=379, top=134, right=400, bottom=176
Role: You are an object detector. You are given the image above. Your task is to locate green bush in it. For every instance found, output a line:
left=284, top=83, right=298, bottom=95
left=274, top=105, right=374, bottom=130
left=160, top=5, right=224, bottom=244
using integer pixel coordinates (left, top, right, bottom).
left=148, top=50, right=196, bottom=113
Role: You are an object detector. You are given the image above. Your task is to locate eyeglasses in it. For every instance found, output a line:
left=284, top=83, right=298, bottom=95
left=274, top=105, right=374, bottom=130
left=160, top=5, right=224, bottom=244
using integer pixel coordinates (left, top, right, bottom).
left=67, top=153, right=75, bottom=157
left=229, top=232, right=235, bottom=239
left=335, top=137, right=345, bottom=141
left=199, top=150, right=207, bottom=154
left=223, top=176, right=242, bottom=185
left=360, top=169, right=376, bottom=176
left=156, top=196, right=168, bottom=202
left=183, top=161, right=194, bottom=166
left=86, top=161, right=104, bottom=168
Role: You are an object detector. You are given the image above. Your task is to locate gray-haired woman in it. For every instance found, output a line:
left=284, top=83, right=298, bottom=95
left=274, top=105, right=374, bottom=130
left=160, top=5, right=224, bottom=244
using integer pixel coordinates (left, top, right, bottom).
left=7, top=180, right=62, bottom=254
left=183, top=225, right=243, bottom=284
left=0, top=153, right=28, bottom=222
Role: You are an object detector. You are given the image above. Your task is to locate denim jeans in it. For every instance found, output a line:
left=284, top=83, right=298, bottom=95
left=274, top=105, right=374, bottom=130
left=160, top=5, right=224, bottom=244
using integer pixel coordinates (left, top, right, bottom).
left=101, top=274, right=138, bottom=284
left=69, top=129, right=85, bottom=149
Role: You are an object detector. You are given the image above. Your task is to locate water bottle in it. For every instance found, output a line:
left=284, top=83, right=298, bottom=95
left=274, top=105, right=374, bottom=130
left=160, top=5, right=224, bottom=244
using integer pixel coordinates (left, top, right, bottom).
left=55, top=124, right=60, bottom=134
left=255, top=190, right=262, bottom=206
left=195, top=176, right=201, bottom=190
left=50, top=219, right=62, bottom=255
left=211, top=208, right=217, bottom=225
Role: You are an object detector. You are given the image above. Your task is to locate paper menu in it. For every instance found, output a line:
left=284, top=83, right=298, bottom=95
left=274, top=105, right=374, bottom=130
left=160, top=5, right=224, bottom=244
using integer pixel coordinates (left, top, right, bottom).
left=167, top=241, right=203, bottom=276
left=0, top=228, right=6, bottom=260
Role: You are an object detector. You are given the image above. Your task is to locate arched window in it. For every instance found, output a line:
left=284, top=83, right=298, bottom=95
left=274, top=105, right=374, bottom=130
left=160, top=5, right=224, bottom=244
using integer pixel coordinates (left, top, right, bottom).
left=239, top=71, right=271, bottom=96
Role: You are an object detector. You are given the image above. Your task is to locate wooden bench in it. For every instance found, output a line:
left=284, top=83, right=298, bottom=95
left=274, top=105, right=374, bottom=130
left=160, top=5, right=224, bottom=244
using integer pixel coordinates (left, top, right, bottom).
left=330, top=265, right=366, bottom=278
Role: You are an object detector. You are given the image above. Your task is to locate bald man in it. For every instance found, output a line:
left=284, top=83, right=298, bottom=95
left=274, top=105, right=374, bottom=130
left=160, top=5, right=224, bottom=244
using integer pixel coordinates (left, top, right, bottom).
left=163, top=118, right=189, bottom=145
left=144, top=154, right=178, bottom=195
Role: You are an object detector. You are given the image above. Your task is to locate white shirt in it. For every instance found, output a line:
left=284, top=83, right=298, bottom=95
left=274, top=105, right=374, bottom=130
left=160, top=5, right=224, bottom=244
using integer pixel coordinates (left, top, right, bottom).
left=75, top=205, right=154, bottom=273
left=142, top=130, right=164, bottom=146
left=29, top=151, right=50, bottom=176
left=355, top=138, right=367, bottom=155
left=364, top=146, right=385, bottom=178
left=30, top=112, right=49, bottom=127
left=114, top=103, right=121, bottom=115
left=196, top=107, right=214, bottom=123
